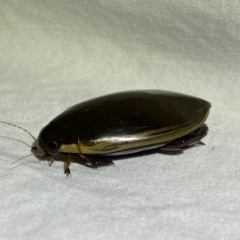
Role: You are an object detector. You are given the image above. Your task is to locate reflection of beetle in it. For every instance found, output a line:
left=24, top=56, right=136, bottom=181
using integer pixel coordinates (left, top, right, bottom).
left=36, top=90, right=211, bottom=174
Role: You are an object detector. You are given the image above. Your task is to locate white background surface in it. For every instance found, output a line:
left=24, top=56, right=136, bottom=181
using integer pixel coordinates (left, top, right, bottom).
left=1, top=1, right=240, bottom=239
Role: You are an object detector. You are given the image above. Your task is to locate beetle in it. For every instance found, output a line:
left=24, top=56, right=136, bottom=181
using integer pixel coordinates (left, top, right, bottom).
left=34, top=90, right=211, bottom=174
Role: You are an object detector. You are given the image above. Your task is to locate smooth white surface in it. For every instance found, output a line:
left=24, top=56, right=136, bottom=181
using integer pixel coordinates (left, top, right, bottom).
left=1, top=1, right=240, bottom=239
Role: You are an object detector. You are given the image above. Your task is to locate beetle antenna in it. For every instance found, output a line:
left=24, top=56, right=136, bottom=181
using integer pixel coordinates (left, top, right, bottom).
left=9, top=158, right=40, bottom=171
left=0, top=120, right=36, bottom=141
left=10, top=153, right=35, bottom=165
left=10, top=152, right=43, bottom=165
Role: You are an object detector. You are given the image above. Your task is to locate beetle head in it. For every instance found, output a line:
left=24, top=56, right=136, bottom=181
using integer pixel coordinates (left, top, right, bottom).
left=37, top=113, right=77, bottom=157
left=37, top=123, right=61, bottom=157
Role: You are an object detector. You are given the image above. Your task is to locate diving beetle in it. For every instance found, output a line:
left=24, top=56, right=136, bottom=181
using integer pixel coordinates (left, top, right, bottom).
left=34, top=90, right=211, bottom=174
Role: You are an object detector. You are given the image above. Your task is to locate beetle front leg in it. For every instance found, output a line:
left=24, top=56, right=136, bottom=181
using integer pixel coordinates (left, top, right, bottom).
left=48, top=156, right=54, bottom=166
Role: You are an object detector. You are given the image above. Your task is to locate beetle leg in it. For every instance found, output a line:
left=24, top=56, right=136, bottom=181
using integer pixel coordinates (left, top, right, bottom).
left=48, top=156, right=54, bottom=166
left=77, top=138, right=94, bottom=166
left=79, top=154, right=114, bottom=168
left=94, top=160, right=115, bottom=168
left=79, top=154, right=92, bottom=165
left=160, top=125, right=208, bottom=151
left=64, top=153, right=73, bottom=175
left=77, top=138, right=114, bottom=168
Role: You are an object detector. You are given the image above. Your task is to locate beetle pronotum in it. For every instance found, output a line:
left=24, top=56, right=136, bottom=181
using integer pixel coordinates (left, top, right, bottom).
left=1, top=90, right=211, bottom=174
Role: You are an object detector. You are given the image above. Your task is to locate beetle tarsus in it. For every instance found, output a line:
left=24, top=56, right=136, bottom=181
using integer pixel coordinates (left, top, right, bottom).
left=94, top=160, right=115, bottom=168
left=79, top=154, right=114, bottom=168
left=64, top=153, right=73, bottom=175
left=65, top=168, right=71, bottom=176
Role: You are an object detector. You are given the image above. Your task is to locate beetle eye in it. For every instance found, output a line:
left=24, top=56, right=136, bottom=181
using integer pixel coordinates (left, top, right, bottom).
left=46, top=140, right=59, bottom=155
